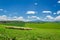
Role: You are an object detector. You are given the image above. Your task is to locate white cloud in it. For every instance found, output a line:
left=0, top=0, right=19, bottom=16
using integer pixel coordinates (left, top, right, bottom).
left=28, top=16, right=37, bottom=19
left=26, top=11, right=36, bottom=14
left=34, top=3, right=38, bottom=5
left=36, top=17, right=41, bottom=20
left=57, top=10, right=60, bottom=14
left=53, top=13, right=56, bottom=15
left=54, top=15, right=60, bottom=21
left=43, top=15, right=54, bottom=21
left=17, top=16, right=24, bottom=21
left=42, top=11, right=52, bottom=14
left=0, top=15, right=32, bottom=22
left=0, top=9, right=3, bottom=11
left=13, top=16, right=17, bottom=19
left=28, top=16, right=41, bottom=20
left=0, top=15, right=8, bottom=21
left=23, top=19, right=32, bottom=22
left=46, top=15, right=54, bottom=19
left=0, top=9, right=8, bottom=13
left=0, top=15, right=24, bottom=21
left=0, top=15, right=60, bottom=22
left=28, top=15, right=57, bottom=21
left=57, top=0, right=60, bottom=3
left=44, top=15, right=60, bottom=21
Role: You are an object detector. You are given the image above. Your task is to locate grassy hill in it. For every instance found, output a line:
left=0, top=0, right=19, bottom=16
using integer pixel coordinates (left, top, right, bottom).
left=0, top=21, right=60, bottom=40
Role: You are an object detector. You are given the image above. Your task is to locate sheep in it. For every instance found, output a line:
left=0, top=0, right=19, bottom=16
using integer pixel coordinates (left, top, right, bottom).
left=5, top=26, right=32, bottom=30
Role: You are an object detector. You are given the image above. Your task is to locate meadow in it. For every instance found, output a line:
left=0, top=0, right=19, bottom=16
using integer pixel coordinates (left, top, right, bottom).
left=0, top=21, right=60, bottom=40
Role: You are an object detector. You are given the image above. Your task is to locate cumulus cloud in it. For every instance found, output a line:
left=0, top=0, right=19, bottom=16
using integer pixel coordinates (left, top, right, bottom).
left=42, top=11, right=52, bottom=14
left=54, top=15, right=60, bottom=21
left=28, top=16, right=37, bottom=19
left=12, top=16, right=33, bottom=22
left=0, top=9, right=8, bottom=13
left=28, top=15, right=56, bottom=21
left=0, top=15, right=31, bottom=22
left=0, top=15, right=33, bottom=22
left=44, top=15, right=54, bottom=21
left=26, top=11, right=36, bottom=14
left=11, top=16, right=25, bottom=21
left=0, top=15, right=60, bottom=22
left=57, top=0, right=60, bottom=3
left=28, top=16, right=41, bottom=20
left=57, top=10, right=60, bottom=14
left=16, top=16, right=24, bottom=21
left=13, top=16, right=17, bottom=19
left=44, top=15, right=60, bottom=21
left=0, top=15, right=8, bottom=21
left=46, top=15, right=54, bottom=19
left=0, top=15, right=24, bottom=21
left=34, top=3, right=38, bottom=5
left=53, top=13, right=56, bottom=15
left=0, top=9, right=3, bottom=11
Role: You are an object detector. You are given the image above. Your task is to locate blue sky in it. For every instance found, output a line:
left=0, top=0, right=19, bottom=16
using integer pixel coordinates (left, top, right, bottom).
left=0, top=0, right=60, bottom=21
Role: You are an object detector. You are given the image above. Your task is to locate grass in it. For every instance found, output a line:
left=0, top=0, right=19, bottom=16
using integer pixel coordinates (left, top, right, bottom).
left=0, top=22, right=60, bottom=40
left=25, top=22, right=60, bottom=29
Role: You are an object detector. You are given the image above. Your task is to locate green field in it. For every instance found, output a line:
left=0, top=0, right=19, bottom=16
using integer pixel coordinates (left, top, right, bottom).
left=0, top=21, right=60, bottom=40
